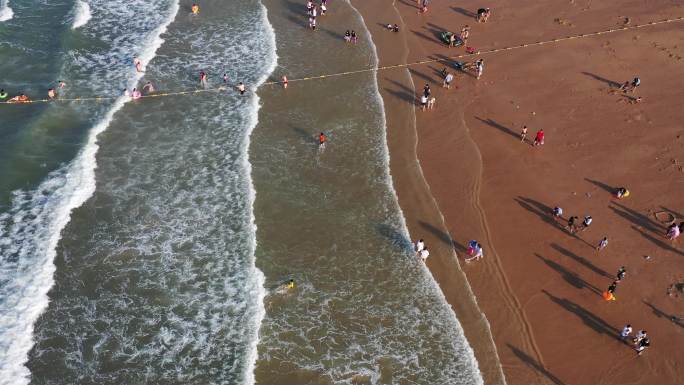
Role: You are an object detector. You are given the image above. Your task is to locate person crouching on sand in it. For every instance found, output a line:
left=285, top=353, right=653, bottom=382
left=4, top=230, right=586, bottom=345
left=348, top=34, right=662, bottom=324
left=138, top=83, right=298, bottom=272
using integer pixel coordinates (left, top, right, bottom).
left=466, top=243, right=483, bottom=262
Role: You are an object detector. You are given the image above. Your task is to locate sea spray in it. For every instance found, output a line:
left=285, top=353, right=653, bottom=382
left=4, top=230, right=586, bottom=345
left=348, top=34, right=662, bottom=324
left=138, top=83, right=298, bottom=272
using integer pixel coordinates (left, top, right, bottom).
left=71, top=0, right=92, bottom=29
left=0, top=1, right=180, bottom=383
left=0, top=0, right=13, bottom=22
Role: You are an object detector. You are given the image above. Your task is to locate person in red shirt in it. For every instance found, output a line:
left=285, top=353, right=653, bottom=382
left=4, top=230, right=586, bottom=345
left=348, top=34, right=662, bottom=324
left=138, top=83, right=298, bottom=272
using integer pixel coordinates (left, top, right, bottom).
left=533, top=128, right=545, bottom=146
left=319, top=132, right=327, bottom=147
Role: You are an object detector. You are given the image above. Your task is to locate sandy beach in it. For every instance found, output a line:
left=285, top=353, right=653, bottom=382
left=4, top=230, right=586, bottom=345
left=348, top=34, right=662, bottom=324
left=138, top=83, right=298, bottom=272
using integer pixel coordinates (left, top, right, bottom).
left=353, top=0, right=684, bottom=384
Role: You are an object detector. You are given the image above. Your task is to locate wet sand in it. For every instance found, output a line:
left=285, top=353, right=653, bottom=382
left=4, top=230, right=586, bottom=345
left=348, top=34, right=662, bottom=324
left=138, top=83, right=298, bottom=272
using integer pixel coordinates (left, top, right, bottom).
left=354, top=0, right=684, bottom=384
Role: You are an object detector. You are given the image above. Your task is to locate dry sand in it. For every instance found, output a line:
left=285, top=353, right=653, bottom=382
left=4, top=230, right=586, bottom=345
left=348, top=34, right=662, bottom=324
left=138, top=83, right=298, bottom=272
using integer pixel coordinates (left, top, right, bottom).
left=352, top=0, right=684, bottom=384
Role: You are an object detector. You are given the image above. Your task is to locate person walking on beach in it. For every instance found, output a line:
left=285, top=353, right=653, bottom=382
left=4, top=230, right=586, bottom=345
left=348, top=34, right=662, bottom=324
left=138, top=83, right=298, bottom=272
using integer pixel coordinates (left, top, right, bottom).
left=603, top=280, right=618, bottom=301
left=552, top=206, right=563, bottom=219
left=415, top=239, right=425, bottom=255
left=443, top=72, right=454, bottom=89
left=616, top=266, right=626, bottom=281
left=475, top=59, right=484, bottom=79
left=635, top=337, right=650, bottom=356
left=423, top=83, right=431, bottom=97
left=466, top=243, right=483, bottom=262
left=427, top=96, right=436, bottom=110
left=520, top=125, right=528, bottom=143
left=596, top=236, right=608, bottom=251
left=282, top=75, right=288, bottom=89
left=460, top=25, right=470, bottom=45
left=420, top=247, right=430, bottom=261
left=419, top=0, right=429, bottom=13
left=420, top=94, right=428, bottom=111
left=620, top=324, right=633, bottom=340
left=533, top=128, right=544, bottom=146
left=581, top=215, right=592, bottom=231
left=319, top=132, right=327, bottom=148
left=633, top=330, right=647, bottom=344
left=351, top=30, right=358, bottom=43
left=309, top=16, right=316, bottom=30
left=566, top=216, right=578, bottom=234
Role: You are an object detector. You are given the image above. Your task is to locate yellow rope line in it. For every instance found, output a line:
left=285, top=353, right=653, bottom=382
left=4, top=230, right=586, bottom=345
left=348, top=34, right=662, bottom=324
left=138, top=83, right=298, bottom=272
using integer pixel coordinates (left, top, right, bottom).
left=1, top=16, right=682, bottom=105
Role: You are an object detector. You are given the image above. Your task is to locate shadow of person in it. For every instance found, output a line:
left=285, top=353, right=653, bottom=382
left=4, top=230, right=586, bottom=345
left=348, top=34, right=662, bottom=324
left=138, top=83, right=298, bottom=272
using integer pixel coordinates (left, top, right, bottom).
left=507, top=344, right=566, bottom=385
left=534, top=253, right=601, bottom=295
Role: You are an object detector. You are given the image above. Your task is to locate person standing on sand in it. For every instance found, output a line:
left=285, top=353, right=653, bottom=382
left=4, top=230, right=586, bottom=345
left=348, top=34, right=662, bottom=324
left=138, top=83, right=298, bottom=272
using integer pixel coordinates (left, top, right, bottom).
left=282, top=75, right=288, bottom=89
left=465, top=243, right=483, bottom=262
left=415, top=239, right=425, bottom=255
left=635, top=337, right=650, bottom=356
left=616, top=266, right=626, bottom=281
left=596, top=236, right=608, bottom=251
left=520, top=125, right=528, bottom=143
left=475, top=59, right=484, bottom=79
left=419, top=0, right=429, bottom=13
left=552, top=206, right=563, bottom=219
left=607, top=280, right=618, bottom=295
left=420, top=247, right=430, bottom=261
left=423, top=83, right=431, bottom=97
left=443, top=72, right=454, bottom=89
left=633, top=330, right=647, bottom=344
left=620, top=324, right=633, bottom=340
left=420, top=94, right=428, bottom=111
left=427, top=96, right=436, bottom=110
left=666, top=223, right=680, bottom=240
left=319, top=132, right=327, bottom=148
left=460, top=25, right=470, bottom=45
left=533, top=129, right=544, bottom=146
left=566, top=216, right=578, bottom=233
left=580, top=215, right=592, bottom=231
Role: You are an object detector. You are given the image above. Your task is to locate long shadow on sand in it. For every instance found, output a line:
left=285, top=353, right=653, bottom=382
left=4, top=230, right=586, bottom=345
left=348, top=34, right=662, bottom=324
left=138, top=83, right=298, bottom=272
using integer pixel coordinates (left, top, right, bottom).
left=609, top=202, right=663, bottom=234
left=475, top=117, right=519, bottom=141
left=514, top=197, right=566, bottom=231
left=375, top=222, right=413, bottom=252
left=451, top=6, right=477, bottom=18
left=508, top=344, right=566, bottom=385
left=535, top=253, right=601, bottom=295
left=581, top=72, right=621, bottom=88
left=417, top=220, right=466, bottom=253
left=630, top=226, right=684, bottom=257
left=643, top=301, right=684, bottom=329
left=542, top=290, right=626, bottom=344
left=408, top=68, right=436, bottom=85
left=291, top=125, right=319, bottom=145
left=585, top=178, right=615, bottom=194
left=550, top=243, right=612, bottom=279
left=383, top=78, right=416, bottom=105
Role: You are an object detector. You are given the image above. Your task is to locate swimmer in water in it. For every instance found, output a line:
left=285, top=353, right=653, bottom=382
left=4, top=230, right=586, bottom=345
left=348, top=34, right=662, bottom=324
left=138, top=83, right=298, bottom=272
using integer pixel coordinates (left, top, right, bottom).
left=191, top=3, right=199, bottom=14
left=58, top=80, right=66, bottom=89
left=47, top=88, right=56, bottom=99
left=142, top=81, right=155, bottom=94
left=0, top=89, right=8, bottom=100
left=131, top=88, right=142, bottom=99
left=282, top=75, right=288, bottom=89
left=199, top=71, right=208, bottom=88
left=237, top=82, right=246, bottom=95
left=223, top=73, right=228, bottom=83
left=133, top=58, right=143, bottom=73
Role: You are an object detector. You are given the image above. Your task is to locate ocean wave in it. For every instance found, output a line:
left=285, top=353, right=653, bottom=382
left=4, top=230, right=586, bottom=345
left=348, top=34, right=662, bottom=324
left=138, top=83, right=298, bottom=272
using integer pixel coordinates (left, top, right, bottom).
left=0, top=0, right=13, bottom=22
left=0, top=1, right=180, bottom=384
left=71, top=0, right=91, bottom=29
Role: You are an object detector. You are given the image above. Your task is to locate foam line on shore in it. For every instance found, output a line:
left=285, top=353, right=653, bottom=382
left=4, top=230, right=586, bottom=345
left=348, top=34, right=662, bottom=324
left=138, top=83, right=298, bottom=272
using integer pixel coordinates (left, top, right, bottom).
left=243, top=2, right=278, bottom=384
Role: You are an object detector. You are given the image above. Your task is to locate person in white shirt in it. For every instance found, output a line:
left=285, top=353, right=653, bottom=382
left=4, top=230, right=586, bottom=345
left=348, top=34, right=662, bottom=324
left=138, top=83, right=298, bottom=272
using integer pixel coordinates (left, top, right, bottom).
left=620, top=324, right=632, bottom=339
left=420, top=94, right=428, bottom=111
left=420, top=247, right=430, bottom=261
left=466, top=244, right=483, bottom=262
left=415, top=239, right=425, bottom=254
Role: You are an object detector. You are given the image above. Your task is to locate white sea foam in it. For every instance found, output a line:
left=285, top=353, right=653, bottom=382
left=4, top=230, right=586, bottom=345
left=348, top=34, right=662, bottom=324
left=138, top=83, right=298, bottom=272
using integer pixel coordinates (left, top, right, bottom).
left=71, top=0, right=91, bottom=29
left=345, top=1, right=486, bottom=383
left=0, top=0, right=13, bottom=22
left=0, top=1, right=180, bottom=384
left=244, top=2, right=278, bottom=383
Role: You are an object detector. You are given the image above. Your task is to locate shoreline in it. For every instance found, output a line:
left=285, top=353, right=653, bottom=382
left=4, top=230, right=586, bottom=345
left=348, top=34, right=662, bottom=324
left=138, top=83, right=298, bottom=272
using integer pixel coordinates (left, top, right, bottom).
left=349, top=1, right=506, bottom=384
left=357, top=1, right=684, bottom=384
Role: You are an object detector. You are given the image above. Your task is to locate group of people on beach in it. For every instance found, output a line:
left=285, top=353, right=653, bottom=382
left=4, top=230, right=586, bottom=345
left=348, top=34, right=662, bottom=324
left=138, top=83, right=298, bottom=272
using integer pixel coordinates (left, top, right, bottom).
left=306, top=0, right=327, bottom=31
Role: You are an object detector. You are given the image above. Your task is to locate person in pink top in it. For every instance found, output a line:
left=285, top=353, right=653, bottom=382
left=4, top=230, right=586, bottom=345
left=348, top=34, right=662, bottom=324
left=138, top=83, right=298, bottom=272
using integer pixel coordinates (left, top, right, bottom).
left=533, top=129, right=545, bottom=146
